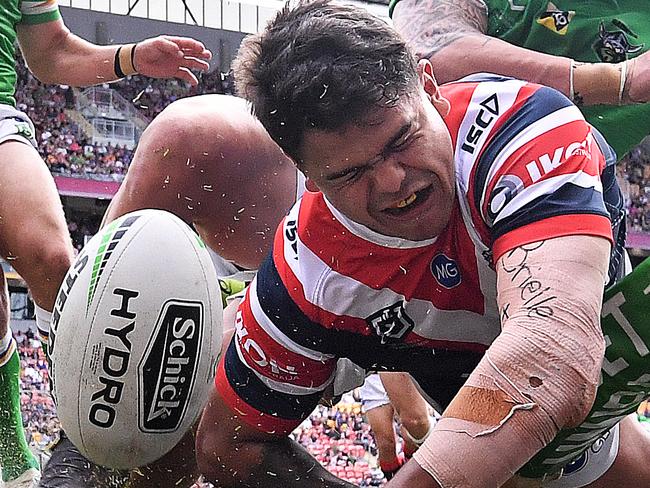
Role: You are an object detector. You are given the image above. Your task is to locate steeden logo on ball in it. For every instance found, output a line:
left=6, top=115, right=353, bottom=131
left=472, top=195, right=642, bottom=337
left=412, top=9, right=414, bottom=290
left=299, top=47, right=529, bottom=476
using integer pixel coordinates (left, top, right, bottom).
left=138, top=299, right=203, bottom=433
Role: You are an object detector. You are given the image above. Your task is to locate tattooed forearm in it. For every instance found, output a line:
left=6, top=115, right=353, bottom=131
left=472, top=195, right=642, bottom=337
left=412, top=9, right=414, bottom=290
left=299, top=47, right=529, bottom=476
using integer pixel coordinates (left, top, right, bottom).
left=499, top=241, right=557, bottom=319
left=392, top=0, right=488, bottom=60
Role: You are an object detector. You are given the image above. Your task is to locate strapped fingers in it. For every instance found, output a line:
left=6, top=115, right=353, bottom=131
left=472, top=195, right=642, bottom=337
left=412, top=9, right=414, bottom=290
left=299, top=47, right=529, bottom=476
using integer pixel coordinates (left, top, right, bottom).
left=179, top=56, right=210, bottom=72
left=175, top=67, right=199, bottom=86
left=182, top=47, right=212, bottom=60
left=164, top=35, right=210, bottom=54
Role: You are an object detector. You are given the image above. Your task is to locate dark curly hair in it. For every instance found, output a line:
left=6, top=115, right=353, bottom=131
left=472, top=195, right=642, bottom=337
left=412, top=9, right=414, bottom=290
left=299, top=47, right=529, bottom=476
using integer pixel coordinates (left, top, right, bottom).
left=234, top=0, right=418, bottom=163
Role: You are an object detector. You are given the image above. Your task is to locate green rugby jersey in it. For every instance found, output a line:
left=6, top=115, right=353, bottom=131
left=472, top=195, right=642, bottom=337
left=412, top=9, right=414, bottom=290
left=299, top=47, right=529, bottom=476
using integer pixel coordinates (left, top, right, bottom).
left=0, top=0, right=61, bottom=106
left=389, top=0, right=650, bottom=158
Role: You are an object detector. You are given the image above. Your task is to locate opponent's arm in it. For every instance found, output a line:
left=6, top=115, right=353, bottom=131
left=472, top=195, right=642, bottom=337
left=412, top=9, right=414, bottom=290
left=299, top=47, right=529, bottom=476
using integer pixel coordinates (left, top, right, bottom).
left=392, top=0, right=650, bottom=104
left=387, top=235, right=609, bottom=488
left=16, top=18, right=211, bottom=86
left=196, top=384, right=356, bottom=488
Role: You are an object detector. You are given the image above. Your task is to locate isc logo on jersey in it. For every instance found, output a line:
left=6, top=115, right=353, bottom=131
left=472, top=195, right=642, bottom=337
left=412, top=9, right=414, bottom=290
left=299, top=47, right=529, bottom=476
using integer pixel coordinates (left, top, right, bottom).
left=49, top=209, right=223, bottom=469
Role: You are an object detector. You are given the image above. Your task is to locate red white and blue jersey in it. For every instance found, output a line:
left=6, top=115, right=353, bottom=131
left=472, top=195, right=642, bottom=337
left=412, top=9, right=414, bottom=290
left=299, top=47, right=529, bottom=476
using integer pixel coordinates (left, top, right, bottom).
left=215, top=75, right=618, bottom=435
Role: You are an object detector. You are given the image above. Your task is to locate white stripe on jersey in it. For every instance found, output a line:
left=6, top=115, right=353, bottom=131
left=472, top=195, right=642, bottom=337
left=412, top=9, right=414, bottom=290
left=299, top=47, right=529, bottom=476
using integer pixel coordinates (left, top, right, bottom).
left=492, top=171, right=604, bottom=226
left=234, top=337, right=335, bottom=395
left=283, top=221, right=500, bottom=346
left=455, top=79, right=525, bottom=193
left=249, top=278, right=335, bottom=362
left=480, top=105, right=585, bottom=211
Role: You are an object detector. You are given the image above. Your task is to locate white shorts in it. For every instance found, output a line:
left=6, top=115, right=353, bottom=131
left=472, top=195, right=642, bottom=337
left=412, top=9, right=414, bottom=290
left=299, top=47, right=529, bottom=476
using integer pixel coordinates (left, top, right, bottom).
left=0, top=105, right=37, bottom=148
left=359, top=374, right=390, bottom=413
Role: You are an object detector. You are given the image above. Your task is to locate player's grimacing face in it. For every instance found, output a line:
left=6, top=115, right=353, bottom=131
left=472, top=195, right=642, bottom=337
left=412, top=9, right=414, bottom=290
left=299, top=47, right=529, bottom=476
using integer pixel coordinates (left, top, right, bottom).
left=298, top=88, right=455, bottom=241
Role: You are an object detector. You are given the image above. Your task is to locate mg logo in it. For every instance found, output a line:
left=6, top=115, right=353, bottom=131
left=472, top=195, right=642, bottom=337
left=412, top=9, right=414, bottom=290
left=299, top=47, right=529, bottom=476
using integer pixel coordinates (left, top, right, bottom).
left=366, top=301, right=414, bottom=344
left=431, top=254, right=462, bottom=289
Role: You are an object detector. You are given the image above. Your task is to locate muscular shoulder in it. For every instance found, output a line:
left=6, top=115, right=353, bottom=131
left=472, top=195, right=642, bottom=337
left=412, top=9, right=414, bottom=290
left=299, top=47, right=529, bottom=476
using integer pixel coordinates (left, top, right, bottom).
left=392, top=0, right=488, bottom=58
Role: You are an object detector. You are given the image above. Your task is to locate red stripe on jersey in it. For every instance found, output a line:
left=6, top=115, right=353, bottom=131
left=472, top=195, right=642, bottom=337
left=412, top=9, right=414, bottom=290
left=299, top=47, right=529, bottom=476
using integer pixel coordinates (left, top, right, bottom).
left=492, top=213, right=613, bottom=262
left=215, top=358, right=300, bottom=435
left=273, top=219, right=371, bottom=334
left=236, top=292, right=336, bottom=387
left=279, top=194, right=486, bottom=318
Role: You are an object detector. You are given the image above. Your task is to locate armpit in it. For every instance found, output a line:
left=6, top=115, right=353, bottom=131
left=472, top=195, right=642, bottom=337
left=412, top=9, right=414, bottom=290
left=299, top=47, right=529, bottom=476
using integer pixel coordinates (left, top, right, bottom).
left=392, top=0, right=488, bottom=60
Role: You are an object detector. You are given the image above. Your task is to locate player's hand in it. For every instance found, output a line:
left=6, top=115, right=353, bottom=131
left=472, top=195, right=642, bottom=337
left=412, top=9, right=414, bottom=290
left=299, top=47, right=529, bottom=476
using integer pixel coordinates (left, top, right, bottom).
left=133, top=35, right=212, bottom=86
left=625, top=50, right=650, bottom=103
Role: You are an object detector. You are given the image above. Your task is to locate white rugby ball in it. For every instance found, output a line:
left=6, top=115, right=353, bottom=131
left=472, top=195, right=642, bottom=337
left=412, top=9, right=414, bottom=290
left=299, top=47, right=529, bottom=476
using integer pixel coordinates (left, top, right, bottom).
left=48, top=209, right=223, bottom=469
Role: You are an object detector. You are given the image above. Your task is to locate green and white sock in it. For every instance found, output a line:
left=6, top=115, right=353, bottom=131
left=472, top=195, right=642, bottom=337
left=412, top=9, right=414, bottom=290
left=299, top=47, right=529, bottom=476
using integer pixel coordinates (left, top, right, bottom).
left=34, top=304, right=52, bottom=357
left=0, top=329, right=39, bottom=481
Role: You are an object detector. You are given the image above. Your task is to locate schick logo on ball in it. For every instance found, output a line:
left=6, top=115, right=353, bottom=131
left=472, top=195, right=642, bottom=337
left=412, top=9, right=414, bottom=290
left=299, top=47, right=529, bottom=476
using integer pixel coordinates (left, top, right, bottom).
left=431, top=254, right=462, bottom=289
left=139, top=300, right=203, bottom=433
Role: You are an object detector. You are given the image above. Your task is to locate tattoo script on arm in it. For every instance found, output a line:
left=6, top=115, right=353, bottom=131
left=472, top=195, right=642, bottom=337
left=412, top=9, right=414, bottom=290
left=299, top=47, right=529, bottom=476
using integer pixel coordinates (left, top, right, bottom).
left=499, top=241, right=557, bottom=320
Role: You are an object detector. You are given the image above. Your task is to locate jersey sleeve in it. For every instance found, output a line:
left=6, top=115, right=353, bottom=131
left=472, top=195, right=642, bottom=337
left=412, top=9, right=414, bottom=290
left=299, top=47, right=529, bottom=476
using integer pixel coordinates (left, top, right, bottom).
left=19, top=0, right=61, bottom=25
left=215, top=227, right=338, bottom=436
left=470, top=86, right=614, bottom=261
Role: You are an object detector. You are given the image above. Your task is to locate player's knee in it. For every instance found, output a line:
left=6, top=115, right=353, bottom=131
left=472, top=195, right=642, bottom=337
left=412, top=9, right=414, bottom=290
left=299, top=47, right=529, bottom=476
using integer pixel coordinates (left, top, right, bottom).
left=400, top=415, right=431, bottom=441
left=34, top=243, right=75, bottom=279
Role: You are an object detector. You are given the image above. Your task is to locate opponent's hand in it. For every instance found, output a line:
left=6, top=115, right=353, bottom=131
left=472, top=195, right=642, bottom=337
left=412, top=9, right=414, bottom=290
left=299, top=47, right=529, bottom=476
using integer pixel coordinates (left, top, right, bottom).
left=133, top=36, right=212, bottom=86
left=625, top=50, right=650, bottom=103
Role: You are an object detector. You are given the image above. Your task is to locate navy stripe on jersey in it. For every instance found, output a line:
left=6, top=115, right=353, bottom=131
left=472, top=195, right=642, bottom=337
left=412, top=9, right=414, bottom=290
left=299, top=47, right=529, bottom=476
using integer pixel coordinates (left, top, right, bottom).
left=223, top=339, right=323, bottom=420
left=473, top=87, right=574, bottom=208
left=257, top=254, right=344, bottom=355
left=490, top=182, right=609, bottom=241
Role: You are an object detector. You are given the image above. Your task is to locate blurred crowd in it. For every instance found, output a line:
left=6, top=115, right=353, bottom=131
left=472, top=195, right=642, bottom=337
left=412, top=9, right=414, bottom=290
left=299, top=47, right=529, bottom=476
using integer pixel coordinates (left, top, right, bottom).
left=15, top=329, right=60, bottom=452
left=290, top=401, right=388, bottom=487
left=621, top=144, right=650, bottom=232
left=67, top=212, right=103, bottom=252
left=14, top=53, right=234, bottom=183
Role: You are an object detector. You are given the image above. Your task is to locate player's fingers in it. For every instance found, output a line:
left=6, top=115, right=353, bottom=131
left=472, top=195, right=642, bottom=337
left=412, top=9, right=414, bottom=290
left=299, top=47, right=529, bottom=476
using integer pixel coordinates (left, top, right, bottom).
left=164, top=36, right=209, bottom=55
left=182, top=47, right=212, bottom=60
left=180, top=56, right=210, bottom=72
left=175, top=67, right=199, bottom=86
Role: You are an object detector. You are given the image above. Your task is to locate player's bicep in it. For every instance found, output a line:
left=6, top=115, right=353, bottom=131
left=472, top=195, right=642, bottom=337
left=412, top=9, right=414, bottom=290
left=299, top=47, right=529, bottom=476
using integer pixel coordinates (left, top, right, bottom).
left=16, top=19, right=69, bottom=79
left=392, top=0, right=488, bottom=59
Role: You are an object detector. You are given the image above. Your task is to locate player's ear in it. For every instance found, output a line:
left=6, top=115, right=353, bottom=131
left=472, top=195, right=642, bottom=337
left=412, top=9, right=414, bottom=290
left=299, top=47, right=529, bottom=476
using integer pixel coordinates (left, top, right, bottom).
left=417, top=59, right=450, bottom=117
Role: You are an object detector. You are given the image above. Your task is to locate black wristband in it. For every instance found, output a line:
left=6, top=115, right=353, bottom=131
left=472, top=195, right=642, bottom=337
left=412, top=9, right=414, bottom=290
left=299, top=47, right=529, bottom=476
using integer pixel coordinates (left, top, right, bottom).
left=130, top=43, right=137, bottom=72
left=114, top=46, right=126, bottom=78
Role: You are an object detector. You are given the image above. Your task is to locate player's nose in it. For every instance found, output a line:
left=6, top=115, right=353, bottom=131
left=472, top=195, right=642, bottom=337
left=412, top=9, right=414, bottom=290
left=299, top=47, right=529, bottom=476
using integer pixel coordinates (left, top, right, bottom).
left=370, top=158, right=406, bottom=194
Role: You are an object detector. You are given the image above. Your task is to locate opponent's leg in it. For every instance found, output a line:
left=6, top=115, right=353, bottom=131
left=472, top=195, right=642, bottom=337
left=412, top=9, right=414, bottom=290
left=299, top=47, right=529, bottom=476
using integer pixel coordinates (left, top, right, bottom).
left=0, top=266, right=39, bottom=483
left=379, top=372, right=432, bottom=459
left=0, top=141, right=74, bottom=319
left=365, top=403, right=402, bottom=480
left=0, top=138, right=73, bottom=486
